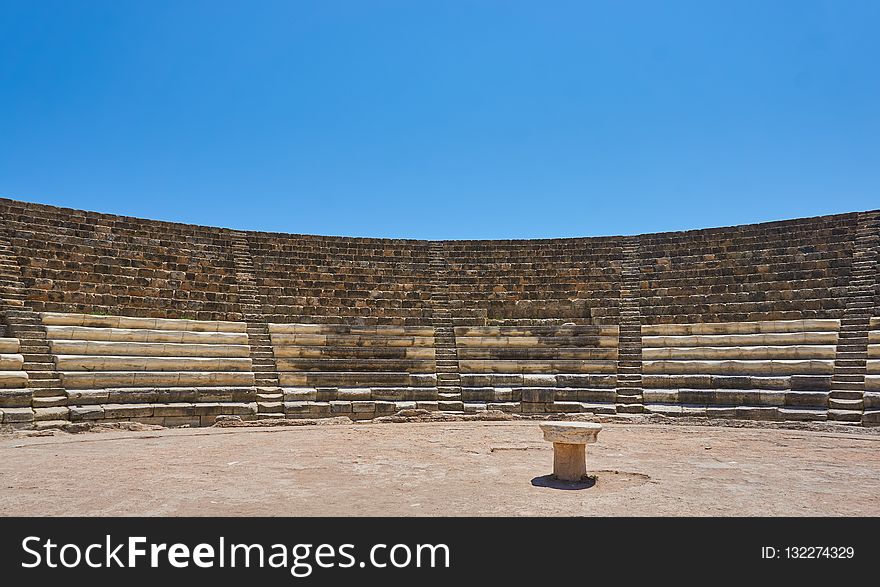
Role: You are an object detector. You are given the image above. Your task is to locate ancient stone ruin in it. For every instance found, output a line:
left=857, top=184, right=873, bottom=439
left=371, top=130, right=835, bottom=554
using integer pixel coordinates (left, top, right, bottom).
left=0, top=197, right=877, bottom=429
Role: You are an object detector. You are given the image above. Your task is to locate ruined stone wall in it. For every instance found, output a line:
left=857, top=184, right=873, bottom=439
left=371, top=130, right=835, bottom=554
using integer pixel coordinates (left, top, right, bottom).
left=0, top=197, right=877, bottom=428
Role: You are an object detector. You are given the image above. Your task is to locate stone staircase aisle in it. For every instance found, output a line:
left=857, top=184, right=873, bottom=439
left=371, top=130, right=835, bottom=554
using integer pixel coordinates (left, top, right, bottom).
left=0, top=220, right=67, bottom=427
left=429, top=243, right=463, bottom=412
left=230, top=230, right=283, bottom=418
left=828, top=211, right=880, bottom=423
left=616, top=237, right=644, bottom=414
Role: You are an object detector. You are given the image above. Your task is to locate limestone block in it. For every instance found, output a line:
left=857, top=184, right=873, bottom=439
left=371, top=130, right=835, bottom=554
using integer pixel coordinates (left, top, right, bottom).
left=309, top=402, right=331, bottom=416
left=393, top=401, right=417, bottom=411
left=552, top=401, right=583, bottom=413
left=643, top=345, right=836, bottom=360
left=645, top=403, right=683, bottom=416
left=415, top=401, right=439, bottom=411
left=576, top=389, right=616, bottom=402
left=553, top=389, right=578, bottom=401
left=41, top=312, right=247, bottom=333
left=46, top=325, right=249, bottom=345
left=108, top=389, right=159, bottom=403
left=784, top=391, right=829, bottom=408
left=0, top=354, right=24, bottom=370
left=706, top=406, right=737, bottom=418
left=867, top=360, right=880, bottom=375
left=488, top=402, right=521, bottom=413
left=643, top=359, right=833, bottom=376
left=283, top=388, right=318, bottom=402
left=61, top=371, right=255, bottom=389
left=0, top=338, right=20, bottom=353
left=351, top=401, right=376, bottom=413
left=735, top=406, right=779, bottom=421
left=153, top=403, right=196, bottom=417
left=557, top=374, right=616, bottom=388
left=866, top=376, right=880, bottom=392
left=336, top=388, right=371, bottom=401
left=34, top=406, right=69, bottom=421
left=0, top=390, right=31, bottom=407
left=790, top=375, right=833, bottom=391
left=69, top=405, right=105, bottom=421
left=284, top=401, right=311, bottom=415
left=864, top=392, right=880, bottom=408
left=642, top=374, right=711, bottom=389
left=460, top=388, right=494, bottom=402
left=713, top=390, right=760, bottom=405
left=0, top=370, right=28, bottom=389
left=643, top=331, right=838, bottom=348
left=869, top=345, right=880, bottom=358
left=778, top=408, right=827, bottom=421
left=314, top=388, right=337, bottom=401
left=269, top=323, right=434, bottom=336
left=103, top=403, right=154, bottom=418
left=375, top=401, right=396, bottom=415
left=522, top=388, right=554, bottom=403
left=492, top=387, right=520, bottom=402
left=330, top=401, right=352, bottom=414
left=463, top=403, right=488, bottom=413
left=66, top=389, right=110, bottom=405
left=49, top=339, right=251, bottom=358
left=438, top=400, right=464, bottom=411
left=641, top=319, right=839, bottom=336
left=370, top=388, right=408, bottom=401
left=521, top=374, right=558, bottom=387
left=643, top=389, right=678, bottom=403
left=55, top=355, right=252, bottom=372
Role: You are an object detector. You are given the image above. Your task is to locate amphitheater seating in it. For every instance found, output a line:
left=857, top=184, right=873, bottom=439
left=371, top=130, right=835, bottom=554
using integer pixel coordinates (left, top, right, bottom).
left=249, top=234, right=436, bottom=325
left=0, top=199, right=242, bottom=320
left=444, top=239, right=623, bottom=325
left=639, top=215, right=855, bottom=323
left=0, top=336, right=31, bottom=425
left=455, top=324, right=619, bottom=413
left=642, top=319, right=839, bottom=420
left=866, top=317, right=880, bottom=425
left=41, top=312, right=257, bottom=425
left=269, top=323, right=438, bottom=419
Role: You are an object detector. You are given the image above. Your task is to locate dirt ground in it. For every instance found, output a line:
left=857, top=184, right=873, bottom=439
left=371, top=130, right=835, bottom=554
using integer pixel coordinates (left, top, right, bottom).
left=1, top=418, right=879, bottom=516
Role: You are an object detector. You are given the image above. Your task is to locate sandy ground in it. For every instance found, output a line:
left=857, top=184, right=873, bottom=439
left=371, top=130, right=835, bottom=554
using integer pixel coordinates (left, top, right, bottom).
left=1, top=419, right=879, bottom=516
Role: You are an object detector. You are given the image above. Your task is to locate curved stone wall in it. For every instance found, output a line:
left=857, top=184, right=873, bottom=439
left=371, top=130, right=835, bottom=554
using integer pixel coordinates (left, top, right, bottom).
left=0, top=197, right=877, bottom=428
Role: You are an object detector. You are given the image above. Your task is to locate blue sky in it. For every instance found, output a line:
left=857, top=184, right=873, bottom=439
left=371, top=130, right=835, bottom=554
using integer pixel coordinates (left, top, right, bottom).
left=1, top=1, right=877, bottom=239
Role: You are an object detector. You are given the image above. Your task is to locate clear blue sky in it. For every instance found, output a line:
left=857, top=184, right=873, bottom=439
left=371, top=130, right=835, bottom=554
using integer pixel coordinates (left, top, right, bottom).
left=1, top=1, right=877, bottom=239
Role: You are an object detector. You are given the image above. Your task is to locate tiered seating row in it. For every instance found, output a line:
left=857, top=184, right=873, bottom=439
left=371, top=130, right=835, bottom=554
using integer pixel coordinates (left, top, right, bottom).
left=249, top=233, right=436, bottom=325
left=455, top=325, right=619, bottom=414
left=639, top=213, right=857, bottom=323
left=0, top=198, right=243, bottom=321
left=444, top=239, right=623, bottom=325
left=865, top=317, right=880, bottom=425
left=269, top=323, right=438, bottom=419
left=642, top=319, right=839, bottom=420
left=42, top=313, right=257, bottom=426
left=0, top=337, right=31, bottom=425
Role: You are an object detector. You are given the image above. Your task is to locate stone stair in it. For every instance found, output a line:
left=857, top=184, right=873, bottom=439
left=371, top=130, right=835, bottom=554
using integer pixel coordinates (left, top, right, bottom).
left=616, top=237, right=644, bottom=413
left=0, top=221, right=67, bottom=427
left=230, top=230, right=283, bottom=418
left=829, top=212, right=879, bottom=423
left=429, top=243, right=463, bottom=411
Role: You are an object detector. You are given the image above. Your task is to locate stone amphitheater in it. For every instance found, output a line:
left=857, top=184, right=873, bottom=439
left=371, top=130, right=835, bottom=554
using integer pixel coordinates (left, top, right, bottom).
left=0, top=197, right=878, bottom=430
left=2, top=197, right=880, bottom=516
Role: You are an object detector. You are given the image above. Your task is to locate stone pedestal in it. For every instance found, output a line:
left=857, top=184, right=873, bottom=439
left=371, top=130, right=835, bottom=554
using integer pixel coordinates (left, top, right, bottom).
left=539, top=422, right=602, bottom=482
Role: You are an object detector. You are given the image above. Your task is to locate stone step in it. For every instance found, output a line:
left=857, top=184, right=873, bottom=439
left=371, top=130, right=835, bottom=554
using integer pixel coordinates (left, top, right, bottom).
left=829, top=398, right=863, bottom=410
left=827, top=409, right=862, bottom=422
left=830, top=390, right=864, bottom=400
